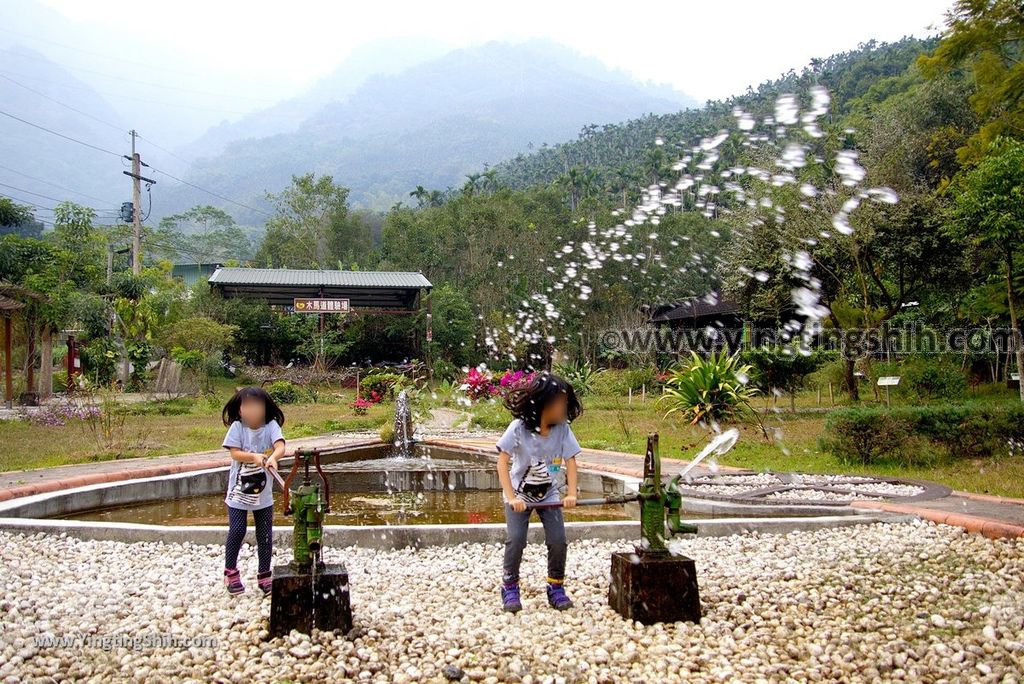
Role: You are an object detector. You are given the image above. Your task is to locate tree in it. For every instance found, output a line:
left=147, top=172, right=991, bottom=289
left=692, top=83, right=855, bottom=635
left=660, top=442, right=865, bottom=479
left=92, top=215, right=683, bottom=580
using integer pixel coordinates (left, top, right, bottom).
left=0, top=198, right=42, bottom=238
left=158, top=205, right=253, bottom=263
left=427, top=283, right=476, bottom=366
left=257, top=174, right=371, bottom=268
left=742, top=346, right=828, bottom=412
left=951, top=137, right=1024, bottom=401
left=919, top=0, right=1024, bottom=164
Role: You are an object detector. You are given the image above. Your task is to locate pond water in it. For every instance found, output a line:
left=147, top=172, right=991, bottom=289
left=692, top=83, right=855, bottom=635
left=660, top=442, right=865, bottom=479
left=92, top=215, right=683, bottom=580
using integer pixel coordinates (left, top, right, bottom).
left=57, top=489, right=640, bottom=526
left=53, top=444, right=648, bottom=525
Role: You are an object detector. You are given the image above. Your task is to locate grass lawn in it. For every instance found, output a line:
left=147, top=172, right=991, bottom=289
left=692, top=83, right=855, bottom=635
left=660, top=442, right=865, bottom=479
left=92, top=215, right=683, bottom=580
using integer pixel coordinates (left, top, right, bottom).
left=4, top=381, right=1024, bottom=499
left=467, top=390, right=1024, bottom=499
left=1, top=382, right=392, bottom=474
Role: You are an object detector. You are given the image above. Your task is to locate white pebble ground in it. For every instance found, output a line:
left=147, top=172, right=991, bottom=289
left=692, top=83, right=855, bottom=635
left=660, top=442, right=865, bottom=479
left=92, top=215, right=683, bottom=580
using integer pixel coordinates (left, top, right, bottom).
left=2, top=522, right=1023, bottom=683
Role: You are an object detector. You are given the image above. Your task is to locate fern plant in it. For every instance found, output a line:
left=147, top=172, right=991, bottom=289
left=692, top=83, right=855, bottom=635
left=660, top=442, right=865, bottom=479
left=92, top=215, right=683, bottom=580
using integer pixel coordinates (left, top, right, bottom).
left=658, top=350, right=760, bottom=425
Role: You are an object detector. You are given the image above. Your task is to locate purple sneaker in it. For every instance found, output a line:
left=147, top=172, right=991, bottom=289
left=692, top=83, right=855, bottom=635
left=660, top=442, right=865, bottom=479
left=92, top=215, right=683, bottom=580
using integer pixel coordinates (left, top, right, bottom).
left=547, top=581, right=572, bottom=610
left=501, top=583, right=522, bottom=613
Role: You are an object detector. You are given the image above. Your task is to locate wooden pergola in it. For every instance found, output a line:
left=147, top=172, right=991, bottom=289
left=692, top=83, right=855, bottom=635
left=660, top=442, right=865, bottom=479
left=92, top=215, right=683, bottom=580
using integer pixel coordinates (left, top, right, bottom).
left=0, top=292, right=23, bottom=408
left=0, top=283, right=49, bottom=408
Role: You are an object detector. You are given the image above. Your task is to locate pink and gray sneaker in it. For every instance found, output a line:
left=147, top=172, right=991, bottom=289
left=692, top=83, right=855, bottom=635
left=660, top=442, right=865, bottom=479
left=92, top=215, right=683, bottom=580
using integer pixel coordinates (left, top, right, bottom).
left=257, top=570, right=273, bottom=595
left=224, top=568, right=244, bottom=595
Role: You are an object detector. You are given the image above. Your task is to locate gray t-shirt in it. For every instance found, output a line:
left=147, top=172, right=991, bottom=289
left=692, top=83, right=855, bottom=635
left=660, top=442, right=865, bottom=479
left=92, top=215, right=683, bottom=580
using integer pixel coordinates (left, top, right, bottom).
left=222, top=419, right=285, bottom=510
left=495, top=418, right=582, bottom=504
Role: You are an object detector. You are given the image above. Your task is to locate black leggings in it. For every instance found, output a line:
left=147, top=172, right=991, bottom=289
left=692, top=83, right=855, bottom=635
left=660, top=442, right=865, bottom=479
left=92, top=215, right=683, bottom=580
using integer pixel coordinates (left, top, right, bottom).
left=225, top=504, right=274, bottom=573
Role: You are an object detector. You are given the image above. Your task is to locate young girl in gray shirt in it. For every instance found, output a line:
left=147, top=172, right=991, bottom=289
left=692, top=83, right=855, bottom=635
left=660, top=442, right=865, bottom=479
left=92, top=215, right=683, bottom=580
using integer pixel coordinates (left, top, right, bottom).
left=495, top=372, right=583, bottom=613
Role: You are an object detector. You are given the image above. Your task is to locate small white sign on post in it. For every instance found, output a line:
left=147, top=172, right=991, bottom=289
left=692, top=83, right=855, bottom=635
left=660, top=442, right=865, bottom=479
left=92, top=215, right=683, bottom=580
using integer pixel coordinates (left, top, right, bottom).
left=1012, top=373, right=1021, bottom=381
left=877, top=376, right=900, bottom=406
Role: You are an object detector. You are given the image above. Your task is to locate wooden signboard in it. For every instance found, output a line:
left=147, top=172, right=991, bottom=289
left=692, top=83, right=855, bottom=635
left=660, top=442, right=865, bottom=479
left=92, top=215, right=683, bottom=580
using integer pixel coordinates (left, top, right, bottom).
left=293, top=298, right=350, bottom=313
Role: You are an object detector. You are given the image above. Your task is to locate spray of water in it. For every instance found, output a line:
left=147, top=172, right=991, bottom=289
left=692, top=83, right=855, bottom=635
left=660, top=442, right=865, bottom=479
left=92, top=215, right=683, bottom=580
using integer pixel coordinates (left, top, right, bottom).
left=478, top=84, right=898, bottom=461
left=483, top=85, right=896, bottom=364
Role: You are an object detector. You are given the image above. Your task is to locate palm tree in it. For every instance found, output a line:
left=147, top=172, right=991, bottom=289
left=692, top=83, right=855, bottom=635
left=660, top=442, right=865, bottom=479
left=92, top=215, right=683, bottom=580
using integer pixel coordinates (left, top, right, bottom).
left=462, top=173, right=482, bottom=197
left=410, top=186, right=429, bottom=207
left=481, top=169, right=499, bottom=194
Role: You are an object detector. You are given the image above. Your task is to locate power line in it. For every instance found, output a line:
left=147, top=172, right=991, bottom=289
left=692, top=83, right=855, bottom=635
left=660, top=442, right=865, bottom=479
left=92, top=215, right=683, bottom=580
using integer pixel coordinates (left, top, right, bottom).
left=0, top=162, right=118, bottom=205
left=0, top=27, right=210, bottom=78
left=0, top=68, right=257, bottom=116
left=148, top=166, right=271, bottom=218
left=0, top=107, right=121, bottom=157
left=135, top=133, right=191, bottom=166
left=1, top=72, right=193, bottom=169
left=0, top=181, right=115, bottom=213
left=0, top=73, right=125, bottom=133
left=0, top=190, right=47, bottom=211
left=0, top=108, right=270, bottom=222
left=1, top=47, right=278, bottom=103
left=1, top=189, right=115, bottom=222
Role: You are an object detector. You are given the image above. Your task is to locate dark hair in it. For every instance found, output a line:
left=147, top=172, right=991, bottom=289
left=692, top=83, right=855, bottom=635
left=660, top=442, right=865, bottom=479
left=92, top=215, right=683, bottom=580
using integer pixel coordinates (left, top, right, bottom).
left=222, top=386, right=285, bottom=427
left=502, top=371, right=582, bottom=431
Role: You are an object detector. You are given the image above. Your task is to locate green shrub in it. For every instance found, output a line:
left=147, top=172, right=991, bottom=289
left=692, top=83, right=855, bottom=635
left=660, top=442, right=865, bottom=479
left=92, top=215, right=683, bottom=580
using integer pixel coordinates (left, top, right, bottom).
left=902, top=357, right=968, bottom=401
left=808, top=358, right=852, bottom=396
left=623, top=366, right=659, bottom=392
left=431, top=359, right=461, bottom=383
left=80, top=337, right=119, bottom=384
left=379, top=422, right=396, bottom=445
left=824, top=402, right=1024, bottom=464
left=741, top=346, right=829, bottom=409
left=821, top=407, right=913, bottom=465
left=360, top=371, right=408, bottom=400
left=869, top=357, right=968, bottom=402
left=591, top=369, right=628, bottom=396
left=266, top=380, right=304, bottom=405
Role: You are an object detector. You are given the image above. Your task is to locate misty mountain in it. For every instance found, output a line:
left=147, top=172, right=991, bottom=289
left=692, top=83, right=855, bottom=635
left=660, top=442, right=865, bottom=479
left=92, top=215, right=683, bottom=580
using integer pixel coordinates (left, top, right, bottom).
left=176, top=36, right=452, bottom=161
left=0, top=46, right=129, bottom=220
left=155, top=39, right=698, bottom=221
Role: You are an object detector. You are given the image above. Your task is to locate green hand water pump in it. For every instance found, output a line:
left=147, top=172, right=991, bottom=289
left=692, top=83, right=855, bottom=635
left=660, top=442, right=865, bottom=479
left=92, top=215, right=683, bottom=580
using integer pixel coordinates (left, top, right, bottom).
left=282, top=448, right=330, bottom=570
left=638, top=433, right=697, bottom=553
left=526, top=430, right=739, bottom=553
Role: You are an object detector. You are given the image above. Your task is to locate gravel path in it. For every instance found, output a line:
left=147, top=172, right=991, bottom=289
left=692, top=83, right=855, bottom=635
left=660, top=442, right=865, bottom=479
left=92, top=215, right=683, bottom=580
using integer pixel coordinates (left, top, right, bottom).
left=2, top=522, right=1022, bottom=683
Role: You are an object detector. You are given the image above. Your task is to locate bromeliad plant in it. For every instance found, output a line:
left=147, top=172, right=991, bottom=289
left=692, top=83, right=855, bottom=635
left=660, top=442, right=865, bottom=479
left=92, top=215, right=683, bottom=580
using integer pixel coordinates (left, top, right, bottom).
left=658, top=350, right=762, bottom=428
left=552, top=360, right=604, bottom=397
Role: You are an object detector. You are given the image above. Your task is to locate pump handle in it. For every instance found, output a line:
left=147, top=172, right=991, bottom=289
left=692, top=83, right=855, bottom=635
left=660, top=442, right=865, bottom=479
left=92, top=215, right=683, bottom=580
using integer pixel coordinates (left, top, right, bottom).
left=312, top=449, right=331, bottom=513
left=281, top=448, right=303, bottom=515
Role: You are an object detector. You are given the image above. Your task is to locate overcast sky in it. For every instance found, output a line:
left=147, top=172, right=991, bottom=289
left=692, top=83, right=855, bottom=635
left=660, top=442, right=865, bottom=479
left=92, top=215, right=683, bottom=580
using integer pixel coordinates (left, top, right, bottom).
left=29, top=0, right=951, bottom=103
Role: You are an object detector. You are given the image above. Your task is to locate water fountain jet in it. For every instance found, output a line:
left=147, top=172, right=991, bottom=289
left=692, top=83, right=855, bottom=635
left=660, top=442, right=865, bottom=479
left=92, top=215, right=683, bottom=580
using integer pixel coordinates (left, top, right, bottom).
left=393, top=389, right=417, bottom=457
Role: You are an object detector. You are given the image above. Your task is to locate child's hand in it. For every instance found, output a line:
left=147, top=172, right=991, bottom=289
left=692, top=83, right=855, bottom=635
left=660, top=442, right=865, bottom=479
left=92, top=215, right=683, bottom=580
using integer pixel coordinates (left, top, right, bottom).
left=251, top=452, right=266, bottom=466
left=509, top=497, right=527, bottom=513
left=266, top=455, right=279, bottom=471
left=562, top=495, right=577, bottom=508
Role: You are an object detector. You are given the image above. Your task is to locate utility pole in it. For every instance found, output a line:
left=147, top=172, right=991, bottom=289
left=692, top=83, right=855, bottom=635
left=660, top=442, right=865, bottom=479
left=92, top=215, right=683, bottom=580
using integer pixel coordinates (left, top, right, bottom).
left=122, top=129, right=155, bottom=275
left=130, top=129, right=141, bottom=274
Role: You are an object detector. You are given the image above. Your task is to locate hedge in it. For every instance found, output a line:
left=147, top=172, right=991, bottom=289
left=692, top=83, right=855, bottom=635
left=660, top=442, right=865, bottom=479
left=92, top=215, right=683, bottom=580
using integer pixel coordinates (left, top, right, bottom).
left=823, top=402, right=1024, bottom=464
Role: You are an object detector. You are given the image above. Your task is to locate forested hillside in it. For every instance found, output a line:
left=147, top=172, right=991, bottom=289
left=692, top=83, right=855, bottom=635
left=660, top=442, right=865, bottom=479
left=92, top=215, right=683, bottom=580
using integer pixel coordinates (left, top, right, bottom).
left=491, top=38, right=937, bottom=202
